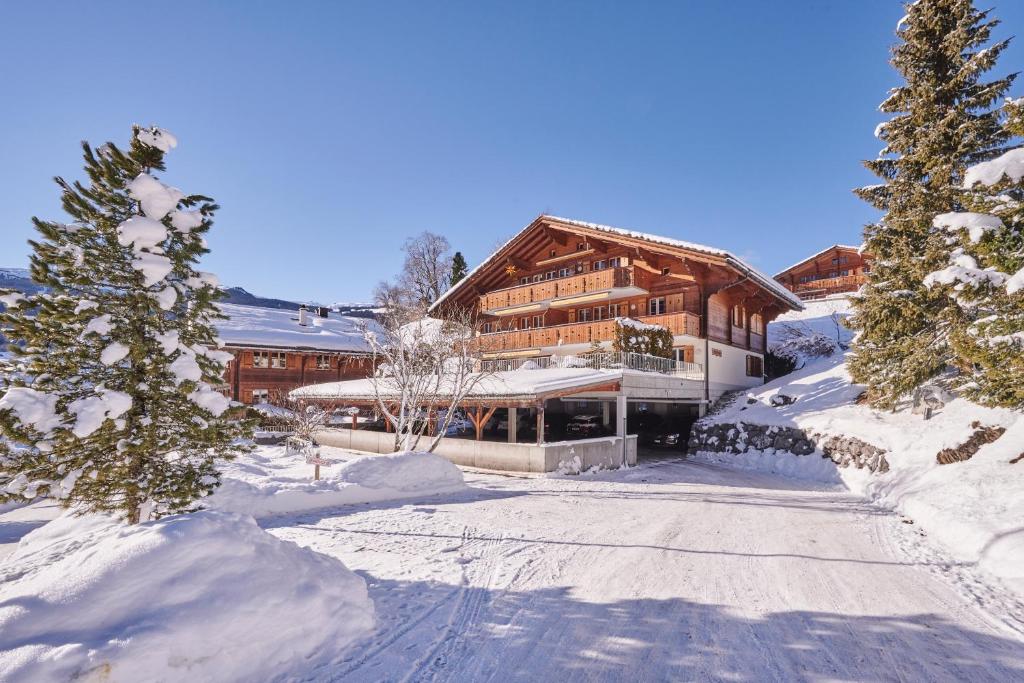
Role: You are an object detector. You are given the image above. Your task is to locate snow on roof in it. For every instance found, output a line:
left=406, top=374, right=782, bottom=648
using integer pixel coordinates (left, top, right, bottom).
left=216, top=303, right=380, bottom=353
left=431, top=215, right=802, bottom=311
left=773, top=244, right=864, bottom=278
left=291, top=367, right=623, bottom=402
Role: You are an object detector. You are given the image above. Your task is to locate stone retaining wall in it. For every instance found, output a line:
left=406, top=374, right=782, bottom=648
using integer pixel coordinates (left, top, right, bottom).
left=687, top=421, right=889, bottom=473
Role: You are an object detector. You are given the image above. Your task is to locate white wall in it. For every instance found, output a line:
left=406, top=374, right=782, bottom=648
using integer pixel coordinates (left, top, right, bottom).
left=704, top=339, right=763, bottom=401
left=314, top=428, right=638, bottom=473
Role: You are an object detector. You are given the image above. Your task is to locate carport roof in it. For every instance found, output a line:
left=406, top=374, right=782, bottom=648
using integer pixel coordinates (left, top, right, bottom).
left=290, top=368, right=624, bottom=407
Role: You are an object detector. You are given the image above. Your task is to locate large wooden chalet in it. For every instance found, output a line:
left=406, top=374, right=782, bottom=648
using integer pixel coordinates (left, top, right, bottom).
left=774, top=244, right=872, bottom=300
left=292, top=216, right=801, bottom=473
left=430, top=215, right=802, bottom=399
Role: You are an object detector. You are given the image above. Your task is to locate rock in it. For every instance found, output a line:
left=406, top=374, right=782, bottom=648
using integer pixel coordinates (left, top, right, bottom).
left=770, top=394, right=796, bottom=406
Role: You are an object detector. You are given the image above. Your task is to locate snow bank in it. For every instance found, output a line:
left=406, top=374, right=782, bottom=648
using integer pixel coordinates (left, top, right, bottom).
left=210, top=447, right=466, bottom=518
left=0, top=510, right=373, bottom=683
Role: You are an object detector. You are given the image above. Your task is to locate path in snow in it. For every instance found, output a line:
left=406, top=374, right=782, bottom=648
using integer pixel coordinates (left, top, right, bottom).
left=263, top=458, right=1024, bottom=682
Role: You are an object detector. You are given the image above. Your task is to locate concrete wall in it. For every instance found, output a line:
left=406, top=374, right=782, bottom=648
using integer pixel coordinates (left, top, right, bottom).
left=314, top=428, right=637, bottom=473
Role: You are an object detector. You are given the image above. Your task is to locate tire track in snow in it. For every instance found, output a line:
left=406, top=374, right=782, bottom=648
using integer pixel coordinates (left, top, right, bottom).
left=399, top=526, right=508, bottom=683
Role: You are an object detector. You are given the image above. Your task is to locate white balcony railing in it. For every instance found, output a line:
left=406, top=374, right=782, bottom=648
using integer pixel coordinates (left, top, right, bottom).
left=478, top=350, right=704, bottom=380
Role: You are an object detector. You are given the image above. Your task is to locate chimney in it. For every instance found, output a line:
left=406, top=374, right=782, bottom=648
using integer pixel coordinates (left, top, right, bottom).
left=298, top=305, right=310, bottom=327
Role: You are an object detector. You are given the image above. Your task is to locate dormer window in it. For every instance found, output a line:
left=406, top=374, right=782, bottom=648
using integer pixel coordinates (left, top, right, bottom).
left=576, top=242, right=585, bottom=251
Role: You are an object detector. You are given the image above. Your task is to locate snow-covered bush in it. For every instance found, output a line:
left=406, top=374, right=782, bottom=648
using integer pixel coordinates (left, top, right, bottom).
left=0, top=510, right=374, bottom=682
left=612, top=318, right=673, bottom=358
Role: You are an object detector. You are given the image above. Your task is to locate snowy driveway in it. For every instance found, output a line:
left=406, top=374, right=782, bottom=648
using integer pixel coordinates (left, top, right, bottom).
left=265, top=458, right=1024, bottom=682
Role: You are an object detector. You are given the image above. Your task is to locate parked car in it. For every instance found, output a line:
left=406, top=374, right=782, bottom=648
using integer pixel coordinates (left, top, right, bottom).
left=566, top=414, right=605, bottom=438
left=629, top=412, right=664, bottom=445
left=651, top=431, right=683, bottom=448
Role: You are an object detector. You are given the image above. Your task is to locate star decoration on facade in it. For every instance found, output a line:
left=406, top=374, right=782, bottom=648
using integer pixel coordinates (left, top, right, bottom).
left=505, top=264, right=518, bottom=278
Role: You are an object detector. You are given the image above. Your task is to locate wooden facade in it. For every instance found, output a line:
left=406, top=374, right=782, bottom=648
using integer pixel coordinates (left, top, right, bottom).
left=774, top=245, right=872, bottom=300
left=431, top=215, right=798, bottom=360
left=223, top=347, right=374, bottom=405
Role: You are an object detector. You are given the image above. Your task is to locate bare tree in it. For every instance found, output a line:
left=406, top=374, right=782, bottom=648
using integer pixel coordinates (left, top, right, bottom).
left=399, top=231, right=453, bottom=308
left=363, top=306, right=490, bottom=453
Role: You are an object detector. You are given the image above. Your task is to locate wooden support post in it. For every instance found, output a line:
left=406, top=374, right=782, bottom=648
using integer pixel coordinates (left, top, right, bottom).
left=508, top=407, right=517, bottom=443
left=536, top=403, right=545, bottom=445
left=351, top=412, right=358, bottom=431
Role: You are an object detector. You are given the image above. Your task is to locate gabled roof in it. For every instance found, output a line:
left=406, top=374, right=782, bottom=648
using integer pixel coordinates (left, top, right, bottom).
left=773, top=244, right=865, bottom=279
left=430, top=215, right=803, bottom=312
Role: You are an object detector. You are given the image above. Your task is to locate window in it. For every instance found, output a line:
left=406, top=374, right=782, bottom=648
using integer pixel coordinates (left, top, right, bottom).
left=732, top=305, right=745, bottom=328
left=578, top=308, right=591, bottom=322
left=558, top=267, right=570, bottom=278
left=673, top=346, right=694, bottom=363
left=839, top=256, right=848, bottom=264
left=270, top=352, right=287, bottom=369
left=841, top=269, right=849, bottom=277
left=831, top=258, right=839, bottom=265
left=661, top=267, right=670, bottom=276
left=251, top=389, right=269, bottom=404
left=593, top=306, right=605, bottom=321
left=746, top=355, right=763, bottom=378
left=592, top=259, right=606, bottom=271
left=545, top=271, right=555, bottom=280
left=520, top=317, right=530, bottom=329
left=520, top=277, right=529, bottom=285
left=316, top=354, right=330, bottom=370
left=750, top=314, right=764, bottom=336
left=532, top=315, right=543, bottom=328
left=608, top=257, right=621, bottom=268
left=533, top=274, right=543, bottom=283
left=649, top=297, right=666, bottom=315
left=576, top=242, right=586, bottom=251
left=549, top=249, right=556, bottom=258
left=608, top=303, right=622, bottom=318
left=252, top=351, right=269, bottom=368
left=482, top=322, right=494, bottom=334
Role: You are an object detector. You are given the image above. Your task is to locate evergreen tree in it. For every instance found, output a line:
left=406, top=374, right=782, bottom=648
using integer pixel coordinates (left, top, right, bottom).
left=0, top=126, right=249, bottom=523
left=925, top=98, right=1024, bottom=407
left=850, top=0, right=1014, bottom=408
left=450, top=251, right=468, bottom=287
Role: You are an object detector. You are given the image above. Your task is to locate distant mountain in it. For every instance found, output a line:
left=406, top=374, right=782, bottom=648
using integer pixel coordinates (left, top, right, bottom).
left=0, top=268, right=43, bottom=296
left=1, top=268, right=379, bottom=319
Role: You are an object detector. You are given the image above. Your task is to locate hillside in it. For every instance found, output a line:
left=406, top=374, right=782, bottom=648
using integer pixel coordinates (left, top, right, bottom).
left=691, top=295, right=1024, bottom=603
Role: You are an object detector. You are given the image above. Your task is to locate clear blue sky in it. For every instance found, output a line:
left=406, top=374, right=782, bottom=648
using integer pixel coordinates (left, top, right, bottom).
left=2, top=1, right=1021, bottom=303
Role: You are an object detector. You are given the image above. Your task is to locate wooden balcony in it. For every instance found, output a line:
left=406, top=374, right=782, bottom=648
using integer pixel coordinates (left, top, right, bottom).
left=787, top=274, right=867, bottom=299
left=475, top=312, right=701, bottom=353
left=479, top=266, right=651, bottom=313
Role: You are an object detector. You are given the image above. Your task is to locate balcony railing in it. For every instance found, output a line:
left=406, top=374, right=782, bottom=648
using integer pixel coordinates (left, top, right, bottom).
left=478, top=350, right=704, bottom=379
left=475, top=312, right=701, bottom=353
left=787, top=274, right=867, bottom=299
left=479, top=266, right=651, bottom=312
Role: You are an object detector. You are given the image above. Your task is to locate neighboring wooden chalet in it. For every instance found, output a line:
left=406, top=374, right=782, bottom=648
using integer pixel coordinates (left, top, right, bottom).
left=774, top=244, right=872, bottom=300
left=430, top=214, right=803, bottom=399
left=216, top=303, right=377, bottom=404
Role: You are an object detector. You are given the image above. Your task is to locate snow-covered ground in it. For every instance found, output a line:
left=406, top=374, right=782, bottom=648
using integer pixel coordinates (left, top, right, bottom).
left=696, top=294, right=1024, bottom=599
left=2, top=455, right=1023, bottom=680
left=260, top=459, right=1024, bottom=680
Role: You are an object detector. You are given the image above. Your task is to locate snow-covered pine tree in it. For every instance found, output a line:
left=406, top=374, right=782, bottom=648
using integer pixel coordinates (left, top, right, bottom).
left=850, top=0, right=1015, bottom=408
left=0, top=126, right=250, bottom=523
left=925, top=98, right=1024, bottom=407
